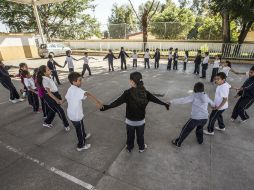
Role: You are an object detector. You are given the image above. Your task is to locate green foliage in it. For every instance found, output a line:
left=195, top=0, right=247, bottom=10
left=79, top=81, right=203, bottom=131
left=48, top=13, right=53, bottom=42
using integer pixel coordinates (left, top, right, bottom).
left=108, top=4, right=137, bottom=39
left=150, top=3, right=195, bottom=39
left=0, top=0, right=100, bottom=40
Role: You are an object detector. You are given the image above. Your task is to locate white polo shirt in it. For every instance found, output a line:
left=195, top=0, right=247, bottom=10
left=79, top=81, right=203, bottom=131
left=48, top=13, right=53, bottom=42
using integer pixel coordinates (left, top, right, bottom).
left=24, top=77, right=36, bottom=90
left=132, top=54, right=138, bottom=59
left=214, top=82, right=231, bottom=110
left=213, top=60, right=220, bottom=68
left=144, top=52, right=150, bottom=59
left=42, top=76, right=58, bottom=92
left=203, top=56, right=209, bottom=64
left=65, top=56, right=74, bottom=69
left=168, top=52, right=173, bottom=59
left=221, top=66, right=231, bottom=77
left=65, top=85, right=87, bottom=121
left=82, top=57, right=89, bottom=65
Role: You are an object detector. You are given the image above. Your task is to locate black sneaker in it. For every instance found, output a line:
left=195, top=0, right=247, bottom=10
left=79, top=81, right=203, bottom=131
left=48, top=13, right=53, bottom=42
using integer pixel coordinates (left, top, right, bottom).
left=171, top=139, right=181, bottom=147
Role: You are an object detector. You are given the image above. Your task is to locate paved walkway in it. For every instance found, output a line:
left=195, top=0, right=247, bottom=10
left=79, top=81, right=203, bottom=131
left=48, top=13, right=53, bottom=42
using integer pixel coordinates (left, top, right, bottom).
left=0, top=57, right=254, bottom=190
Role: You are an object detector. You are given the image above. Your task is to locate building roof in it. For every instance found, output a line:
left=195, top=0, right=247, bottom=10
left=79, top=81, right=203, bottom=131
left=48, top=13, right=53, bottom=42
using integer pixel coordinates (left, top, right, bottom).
left=7, top=0, right=65, bottom=5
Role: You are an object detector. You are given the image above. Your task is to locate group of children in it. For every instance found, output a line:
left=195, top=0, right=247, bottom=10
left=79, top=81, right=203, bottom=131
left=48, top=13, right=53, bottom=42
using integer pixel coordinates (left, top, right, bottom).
left=0, top=48, right=254, bottom=152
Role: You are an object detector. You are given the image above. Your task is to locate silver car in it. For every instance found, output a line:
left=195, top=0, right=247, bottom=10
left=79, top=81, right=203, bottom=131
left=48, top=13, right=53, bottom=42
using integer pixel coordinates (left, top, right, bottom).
left=38, top=43, right=71, bottom=58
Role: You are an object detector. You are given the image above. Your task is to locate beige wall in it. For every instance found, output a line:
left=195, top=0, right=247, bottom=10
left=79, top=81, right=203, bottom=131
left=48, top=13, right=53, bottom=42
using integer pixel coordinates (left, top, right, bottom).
left=0, top=33, right=39, bottom=61
left=245, top=31, right=254, bottom=42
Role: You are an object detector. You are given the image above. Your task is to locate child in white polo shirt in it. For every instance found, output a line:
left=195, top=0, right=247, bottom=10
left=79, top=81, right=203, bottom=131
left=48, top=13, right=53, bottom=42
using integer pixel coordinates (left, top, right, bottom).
left=204, top=72, right=231, bottom=135
left=23, top=70, right=39, bottom=112
left=64, top=50, right=78, bottom=72
left=65, top=72, right=102, bottom=152
left=132, top=50, right=138, bottom=68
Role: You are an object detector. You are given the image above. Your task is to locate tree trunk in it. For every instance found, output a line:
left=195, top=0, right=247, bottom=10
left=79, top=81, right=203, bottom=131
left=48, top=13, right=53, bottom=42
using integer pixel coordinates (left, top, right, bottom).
left=221, top=10, right=231, bottom=58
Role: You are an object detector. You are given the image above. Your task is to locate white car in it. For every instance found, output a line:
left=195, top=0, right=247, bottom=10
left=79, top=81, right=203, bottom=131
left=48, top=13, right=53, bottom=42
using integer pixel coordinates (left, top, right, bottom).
left=38, top=43, right=71, bottom=58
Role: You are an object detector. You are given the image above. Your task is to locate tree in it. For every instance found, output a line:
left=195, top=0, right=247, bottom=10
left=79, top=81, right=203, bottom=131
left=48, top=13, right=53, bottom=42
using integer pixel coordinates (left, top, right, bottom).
left=108, top=4, right=137, bottom=39
left=128, top=0, right=161, bottom=47
left=190, top=0, right=209, bottom=15
left=150, top=2, right=196, bottom=39
left=0, top=0, right=100, bottom=40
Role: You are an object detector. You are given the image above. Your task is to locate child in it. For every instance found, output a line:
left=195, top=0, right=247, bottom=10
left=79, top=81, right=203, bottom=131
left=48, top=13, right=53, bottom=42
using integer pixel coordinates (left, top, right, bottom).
left=19, top=62, right=29, bottom=98
left=65, top=72, right=102, bottom=151
left=170, top=82, right=214, bottom=147
left=200, top=52, right=209, bottom=79
left=194, top=50, right=202, bottom=75
left=132, top=50, right=138, bottom=68
left=144, top=48, right=150, bottom=69
left=231, top=66, right=254, bottom=123
left=79, top=52, right=96, bottom=77
left=100, top=72, right=169, bottom=153
left=183, top=51, right=189, bottom=71
left=37, top=65, right=70, bottom=130
left=118, top=47, right=129, bottom=70
left=204, top=72, right=231, bottom=135
left=153, top=48, right=160, bottom=69
left=167, top=47, right=173, bottom=70
left=63, top=50, right=78, bottom=72
left=0, top=60, right=24, bottom=103
left=34, top=68, right=48, bottom=118
left=210, top=54, right=220, bottom=83
left=47, top=54, right=63, bottom=85
left=23, top=70, right=39, bottom=112
left=173, top=48, right=179, bottom=70
left=103, top=49, right=117, bottom=72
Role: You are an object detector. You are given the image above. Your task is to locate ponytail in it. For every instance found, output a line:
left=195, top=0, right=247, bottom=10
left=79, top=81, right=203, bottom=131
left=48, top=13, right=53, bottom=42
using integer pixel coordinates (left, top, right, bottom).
left=37, top=65, right=46, bottom=87
left=130, top=72, right=148, bottom=106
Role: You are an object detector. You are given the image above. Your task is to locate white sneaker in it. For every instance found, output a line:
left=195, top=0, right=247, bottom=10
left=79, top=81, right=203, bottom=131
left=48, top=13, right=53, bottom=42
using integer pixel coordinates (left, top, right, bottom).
left=215, top=126, right=225, bottom=132
left=43, top=123, right=52, bottom=128
left=17, top=98, right=24, bottom=102
left=240, top=119, right=247, bottom=123
left=76, top=144, right=91, bottom=151
left=85, top=133, right=91, bottom=140
left=10, top=99, right=18, bottom=103
left=139, top=144, right=148, bottom=153
left=203, top=130, right=214, bottom=136
left=65, top=126, right=70, bottom=131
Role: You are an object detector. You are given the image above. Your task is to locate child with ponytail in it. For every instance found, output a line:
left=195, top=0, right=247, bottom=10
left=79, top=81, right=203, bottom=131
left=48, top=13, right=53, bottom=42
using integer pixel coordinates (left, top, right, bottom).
left=37, top=65, right=70, bottom=130
left=100, top=71, right=169, bottom=153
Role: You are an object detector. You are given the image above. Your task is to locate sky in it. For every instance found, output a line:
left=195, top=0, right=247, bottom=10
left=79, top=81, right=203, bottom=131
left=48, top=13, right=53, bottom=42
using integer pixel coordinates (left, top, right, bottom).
left=0, top=0, right=177, bottom=32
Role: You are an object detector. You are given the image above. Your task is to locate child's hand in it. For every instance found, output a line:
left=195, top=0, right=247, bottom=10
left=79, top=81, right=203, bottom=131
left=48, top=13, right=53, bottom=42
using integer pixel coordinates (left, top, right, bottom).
left=212, top=106, right=218, bottom=110
left=165, top=103, right=170, bottom=110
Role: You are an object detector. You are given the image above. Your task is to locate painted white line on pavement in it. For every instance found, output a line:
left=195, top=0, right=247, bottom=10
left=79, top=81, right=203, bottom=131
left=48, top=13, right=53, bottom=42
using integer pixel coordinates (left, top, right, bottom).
left=0, top=140, right=97, bottom=190
left=0, top=101, right=9, bottom=105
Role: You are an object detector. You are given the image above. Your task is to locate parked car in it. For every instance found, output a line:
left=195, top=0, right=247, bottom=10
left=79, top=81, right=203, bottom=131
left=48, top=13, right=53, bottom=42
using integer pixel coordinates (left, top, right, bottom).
left=38, top=43, right=71, bottom=58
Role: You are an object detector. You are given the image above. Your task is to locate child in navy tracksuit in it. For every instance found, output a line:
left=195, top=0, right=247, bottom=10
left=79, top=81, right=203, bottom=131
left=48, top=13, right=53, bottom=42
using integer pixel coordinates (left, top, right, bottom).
left=100, top=72, right=169, bottom=153
left=153, top=48, right=160, bottom=69
left=173, top=48, right=179, bottom=70
left=194, top=50, right=202, bottom=75
left=103, top=49, right=117, bottom=72
left=0, top=61, right=23, bottom=103
left=47, top=54, right=63, bottom=85
left=118, top=47, right=129, bottom=70
left=231, top=66, right=254, bottom=122
left=170, top=82, right=214, bottom=147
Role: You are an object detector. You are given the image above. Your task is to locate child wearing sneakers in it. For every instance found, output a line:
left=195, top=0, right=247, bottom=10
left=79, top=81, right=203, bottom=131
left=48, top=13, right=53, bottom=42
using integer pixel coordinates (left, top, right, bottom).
left=100, top=72, right=169, bottom=153
left=65, top=72, right=102, bottom=151
left=37, top=65, right=70, bottom=130
left=132, top=50, right=138, bottom=68
left=231, top=66, right=254, bottom=123
left=204, top=72, right=231, bottom=135
left=170, top=82, right=215, bottom=147
left=210, top=54, right=221, bottom=83
left=63, top=50, right=78, bottom=72
left=23, top=70, right=39, bottom=113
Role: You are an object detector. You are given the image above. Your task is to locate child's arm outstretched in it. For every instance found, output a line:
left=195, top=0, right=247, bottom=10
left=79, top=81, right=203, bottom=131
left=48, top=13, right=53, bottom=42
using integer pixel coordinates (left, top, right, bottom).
left=100, top=91, right=128, bottom=111
left=170, top=95, right=194, bottom=105
left=45, top=88, right=63, bottom=104
left=85, top=91, right=103, bottom=109
left=147, top=91, right=169, bottom=110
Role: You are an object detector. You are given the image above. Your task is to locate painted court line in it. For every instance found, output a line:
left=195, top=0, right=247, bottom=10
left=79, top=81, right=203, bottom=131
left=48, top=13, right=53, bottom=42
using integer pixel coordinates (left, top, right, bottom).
left=0, top=140, right=97, bottom=190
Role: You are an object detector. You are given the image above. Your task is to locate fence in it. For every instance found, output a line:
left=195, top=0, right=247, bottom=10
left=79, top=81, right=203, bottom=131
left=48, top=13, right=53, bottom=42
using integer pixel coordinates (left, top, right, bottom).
left=62, top=41, right=254, bottom=60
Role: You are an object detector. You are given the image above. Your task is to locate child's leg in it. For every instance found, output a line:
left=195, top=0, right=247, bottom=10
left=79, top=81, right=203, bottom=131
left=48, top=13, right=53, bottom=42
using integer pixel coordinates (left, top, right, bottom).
left=121, top=59, right=123, bottom=70
left=44, top=95, right=56, bottom=124
left=81, top=64, right=86, bottom=77
left=108, top=62, right=111, bottom=71
left=175, top=119, right=196, bottom=146
left=40, top=97, right=47, bottom=117
left=136, top=124, right=145, bottom=150
left=6, top=80, right=20, bottom=100
left=1, top=81, right=12, bottom=100
left=176, top=61, right=178, bottom=70
left=144, top=58, right=146, bottom=68
left=80, top=120, right=87, bottom=142
left=196, top=119, right=208, bottom=144
left=28, top=91, right=36, bottom=111
left=110, top=62, right=114, bottom=71
left=235, top=98, right=254, bottom=121
left=54, top=104, right=69, bottom=128
left=133, top=60, right=135, bottom=67
left=207, top=110, right=220, bottom=132
left=71, top=120, right=85, bottom=148
left=33, top=92, right=39, bottom=112
left=183, top=62, right=187, bottom=70
left=124, top=59, right=127, bottom=70
left=87, top=65, right=92, bottom=75
left=135, top=59, right=137, bottom=67
left=126, top=125, right=135, bottom=151
left=147, top=59, right=150, bottom=68
left=231, top=98, right=242, bottom=120
left=217, top=110, right=225, bottom=129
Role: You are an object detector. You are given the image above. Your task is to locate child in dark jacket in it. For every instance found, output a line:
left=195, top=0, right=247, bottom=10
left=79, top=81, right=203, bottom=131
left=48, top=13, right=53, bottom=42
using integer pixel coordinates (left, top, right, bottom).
left=100, top=72, right=169, bottom=153
left=153, top=48, right=160, bottom=69
left=103, top=49, right=117, bottom=72
left=231, top=66, right=254, bottom=122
